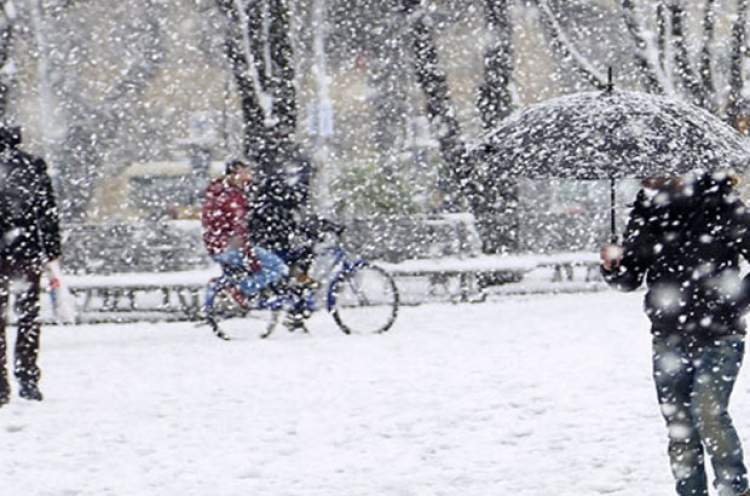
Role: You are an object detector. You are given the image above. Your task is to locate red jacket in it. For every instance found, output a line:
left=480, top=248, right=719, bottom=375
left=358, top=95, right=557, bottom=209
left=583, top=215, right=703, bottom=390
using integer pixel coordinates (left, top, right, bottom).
left=201, top=178, right=259, bottom=270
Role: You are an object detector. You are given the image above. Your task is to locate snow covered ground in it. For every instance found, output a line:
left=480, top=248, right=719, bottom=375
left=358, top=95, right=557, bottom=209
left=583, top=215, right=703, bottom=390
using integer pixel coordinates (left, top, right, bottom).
left=3, top=290, right=748, bottom=495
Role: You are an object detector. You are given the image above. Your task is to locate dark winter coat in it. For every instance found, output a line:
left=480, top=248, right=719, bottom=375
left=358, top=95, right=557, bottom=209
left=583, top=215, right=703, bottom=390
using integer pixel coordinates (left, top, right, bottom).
left=247, top=174, right=307, bottom=253
left=0, top=143, right=61, bottom=271
left=603, top=173, right=750, bottom=338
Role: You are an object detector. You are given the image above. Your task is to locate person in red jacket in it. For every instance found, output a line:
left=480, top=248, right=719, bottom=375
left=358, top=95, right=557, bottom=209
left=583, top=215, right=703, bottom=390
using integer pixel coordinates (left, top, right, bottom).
left=202, top=159, right=287, bottom=298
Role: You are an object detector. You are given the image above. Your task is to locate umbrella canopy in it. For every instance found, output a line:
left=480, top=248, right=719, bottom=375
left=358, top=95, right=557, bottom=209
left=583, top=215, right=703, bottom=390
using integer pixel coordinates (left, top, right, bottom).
left=474, top=90, right=750, bottom=180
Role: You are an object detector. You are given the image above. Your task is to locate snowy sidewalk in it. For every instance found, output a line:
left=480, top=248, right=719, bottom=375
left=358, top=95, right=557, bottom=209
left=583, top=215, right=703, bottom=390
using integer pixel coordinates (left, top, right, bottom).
left=3, top=291, right=743, bottom=495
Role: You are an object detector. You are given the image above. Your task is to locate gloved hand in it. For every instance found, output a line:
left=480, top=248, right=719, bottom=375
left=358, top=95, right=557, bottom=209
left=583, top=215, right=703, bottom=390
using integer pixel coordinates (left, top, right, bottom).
left=737, top=272, right=750, bottom=315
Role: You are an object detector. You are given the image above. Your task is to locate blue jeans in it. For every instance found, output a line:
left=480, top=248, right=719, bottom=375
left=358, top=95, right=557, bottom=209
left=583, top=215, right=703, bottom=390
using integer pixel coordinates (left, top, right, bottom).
left=212, top=247, right=288, bottom=298
left=653, top=333, right=748, bottom=496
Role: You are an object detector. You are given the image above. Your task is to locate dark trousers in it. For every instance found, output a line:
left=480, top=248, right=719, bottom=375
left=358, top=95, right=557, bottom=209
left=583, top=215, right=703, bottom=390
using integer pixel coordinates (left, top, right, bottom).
left=653, top=332, right=748, bottom=496
left=0, top=265, right=42, bottom=391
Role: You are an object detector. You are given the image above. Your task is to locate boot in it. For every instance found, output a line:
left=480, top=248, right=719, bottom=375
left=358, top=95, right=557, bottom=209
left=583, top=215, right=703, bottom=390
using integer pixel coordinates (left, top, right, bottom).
left=294, top=271, right=319, bottom=289
left=19, top=382, right=42, bottom=401
left=283, top=313, right=308, bottom=333
left=0, top=378, right=9, bottom=407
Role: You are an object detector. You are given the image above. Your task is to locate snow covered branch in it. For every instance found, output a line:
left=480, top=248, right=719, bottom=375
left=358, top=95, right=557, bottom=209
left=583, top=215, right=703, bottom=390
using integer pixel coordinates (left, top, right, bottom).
left=0, top=0, right=15, bottom=119
left=534, top=0, right=608, bottom=91
left=478, top=0, right=514, bottom=131
left=699, top=0, right=717, bottom=112
left=727, top=0, right=748, bottom=126
left=215, top=0, right=273, bottom=157
left=668, top=0, right=709, bottom=108
left=620, top=0, right=667, bottom=94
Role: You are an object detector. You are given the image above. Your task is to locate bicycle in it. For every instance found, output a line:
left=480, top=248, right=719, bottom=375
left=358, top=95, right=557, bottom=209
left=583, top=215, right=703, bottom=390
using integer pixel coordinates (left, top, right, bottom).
left=204, top=229, right=400, bottom=340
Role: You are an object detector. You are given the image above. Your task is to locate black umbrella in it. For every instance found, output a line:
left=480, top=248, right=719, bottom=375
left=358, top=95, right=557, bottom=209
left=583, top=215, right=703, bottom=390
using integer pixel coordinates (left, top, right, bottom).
left=473, top=88, right=750, bottom=241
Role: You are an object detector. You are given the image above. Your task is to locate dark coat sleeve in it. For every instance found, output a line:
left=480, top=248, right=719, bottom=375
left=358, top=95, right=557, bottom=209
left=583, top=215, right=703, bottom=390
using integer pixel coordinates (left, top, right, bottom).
left=731, top=200, right=750, bottom=262
left=34, top=158, right=62, bottom=260
left=601, top=192, right=654, bottom=292
left=725, top=199, right=750, bottom=314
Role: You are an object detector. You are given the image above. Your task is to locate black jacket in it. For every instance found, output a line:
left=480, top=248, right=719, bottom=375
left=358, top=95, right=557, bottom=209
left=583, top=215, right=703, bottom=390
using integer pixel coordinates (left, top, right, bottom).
left=0, top=147, right=61, bottom=270
left=603, top=173, right=750, bottom=337
left=248, top=174, right=307, bottom=252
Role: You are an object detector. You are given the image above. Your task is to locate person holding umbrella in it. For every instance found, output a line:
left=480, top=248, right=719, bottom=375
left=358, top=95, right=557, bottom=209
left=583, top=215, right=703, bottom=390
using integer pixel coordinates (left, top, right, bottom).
left=601, top=170, right=750, bottom=496
left=479, top=84, right=750, bottom=494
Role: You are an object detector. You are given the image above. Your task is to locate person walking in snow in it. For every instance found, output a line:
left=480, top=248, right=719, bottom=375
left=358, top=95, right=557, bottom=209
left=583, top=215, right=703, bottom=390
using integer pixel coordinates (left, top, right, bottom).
left=601, top=171, right=750, bottom=496
left=0, top=126, right=61, bottom=406
left=201, top=159, right=287, bottom=300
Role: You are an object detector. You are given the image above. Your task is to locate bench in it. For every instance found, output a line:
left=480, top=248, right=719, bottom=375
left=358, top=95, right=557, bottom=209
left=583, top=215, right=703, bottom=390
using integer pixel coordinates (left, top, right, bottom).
left=16, top=252, right=603, bottom=324
left=57, top=269, right=220, bottom=323
left=379, top=252, right=602, bottom=303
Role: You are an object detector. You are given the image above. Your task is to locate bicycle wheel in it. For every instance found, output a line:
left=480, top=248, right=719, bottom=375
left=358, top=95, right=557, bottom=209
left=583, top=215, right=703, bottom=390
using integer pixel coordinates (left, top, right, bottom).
left=205, top=283, right=280, bottom=340
left=330, top=264, right=399, bottom=334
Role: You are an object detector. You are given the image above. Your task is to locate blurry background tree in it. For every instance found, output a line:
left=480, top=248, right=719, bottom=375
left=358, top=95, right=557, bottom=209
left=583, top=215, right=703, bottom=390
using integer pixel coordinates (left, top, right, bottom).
left=214, top=0, right=298, bottom=172
left=25, top=0, right=166, bottom=222
left=534, top=0, right=750, bottom=129
left=400, top=0, right=518, bottom=252
left=0, top=0, right=15, bottom=121
left=3, top=0, right=750, bottom=260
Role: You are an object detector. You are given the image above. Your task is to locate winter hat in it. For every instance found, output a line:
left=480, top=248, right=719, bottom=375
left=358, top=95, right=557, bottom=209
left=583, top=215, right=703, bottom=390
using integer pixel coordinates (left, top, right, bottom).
left=225, top=158, right=249, bottom=176
left=0, top=126, right=21, bottom=151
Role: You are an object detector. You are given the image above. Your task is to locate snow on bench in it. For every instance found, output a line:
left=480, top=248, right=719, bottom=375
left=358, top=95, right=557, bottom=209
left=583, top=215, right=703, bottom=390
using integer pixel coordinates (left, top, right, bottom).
left=379, top=252, right=599, bottom=274
left=59, top=268, right=221, bottom=322
left=378, top=251, right=601, bottom=302
left=37, top=252, right=602, bottom=323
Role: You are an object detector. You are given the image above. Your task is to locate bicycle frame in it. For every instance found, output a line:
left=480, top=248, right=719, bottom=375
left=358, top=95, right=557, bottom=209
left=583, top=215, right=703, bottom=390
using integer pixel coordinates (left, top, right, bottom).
left=318, top=245, right=368, bottom=312
left=208, top=241, right=368, bottom=317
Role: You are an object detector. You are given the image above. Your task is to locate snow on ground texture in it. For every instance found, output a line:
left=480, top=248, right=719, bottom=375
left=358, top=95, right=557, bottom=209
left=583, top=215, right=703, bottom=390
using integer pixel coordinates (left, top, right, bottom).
left=2, top=291, right=740, bottom=495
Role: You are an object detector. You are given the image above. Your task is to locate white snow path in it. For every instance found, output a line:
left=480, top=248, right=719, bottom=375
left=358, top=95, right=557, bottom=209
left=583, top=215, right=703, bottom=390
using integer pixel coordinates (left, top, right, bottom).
left=1, top=291, right=745, bottom=495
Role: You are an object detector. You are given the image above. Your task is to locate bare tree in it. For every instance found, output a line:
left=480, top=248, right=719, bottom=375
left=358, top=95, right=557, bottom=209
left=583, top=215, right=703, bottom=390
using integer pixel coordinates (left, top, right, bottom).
left=0, top=0, right=15, bottom=120
left=536, top=0, right=749, bottom=128
left=400, top=0, right=473, bottom=212
left=727, top=0, right=748, bottom=125
left=478, top=0, right=515, bottom=131
left=400, top=0, right=518, bottom=252
left=36, top=0, right=165, bottom=221
left=215, top=0, right=298, bottom=172
left=475, top=0, right=519, bottom=252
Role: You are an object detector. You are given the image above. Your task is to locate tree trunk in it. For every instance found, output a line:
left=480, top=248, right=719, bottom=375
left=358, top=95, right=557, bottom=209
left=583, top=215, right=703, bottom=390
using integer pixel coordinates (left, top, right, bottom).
left=669, top=0, right=708, bottom=108
left=267, top=0, right=297, bottom=142
left=404, top=1, right=473, bottom=211
left=476, top=0, right=518, bottom=253
left=727, top=0, right=748, bottom=128
left=217, top=0, right=298, bottom=172
left=0, top=0, right=14, bottom=120
left=620, top=0, right=666, bottom=93
left=656, top=2, right=667, bottom=75
left=216, top=0, right=270, bottom=160
left=699, top=0, right=717, bottom=113
left=535, top=0, right=607, bottom=90
left=478, top=0, right=514, bottom=131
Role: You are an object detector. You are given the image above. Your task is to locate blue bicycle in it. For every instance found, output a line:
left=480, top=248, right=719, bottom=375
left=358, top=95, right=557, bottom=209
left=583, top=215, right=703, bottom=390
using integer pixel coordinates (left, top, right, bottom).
left=204, top=231, right=400, bottom=340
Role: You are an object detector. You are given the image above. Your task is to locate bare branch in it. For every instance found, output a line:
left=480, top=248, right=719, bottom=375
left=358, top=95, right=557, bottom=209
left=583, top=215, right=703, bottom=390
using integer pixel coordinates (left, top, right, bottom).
left=669, top=0, right=709, bottom=108
left=620, top=0, right=665, bottom=93
left=535, top=0, right=608, bottom=91
left=401, top=0, right=477, bottom=210
left=215, top=0, right=273, bottom=157
left=478, top=0, right=514, bottom=130
left=0, top=0, right=15, bottom=119
left=727, top=0, right=748, bottom=126
left=699, top=0, right=717, bottom=111
left=267, top=0, right=296, bottom=140
left=656, top=2, right=667, bottom=74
